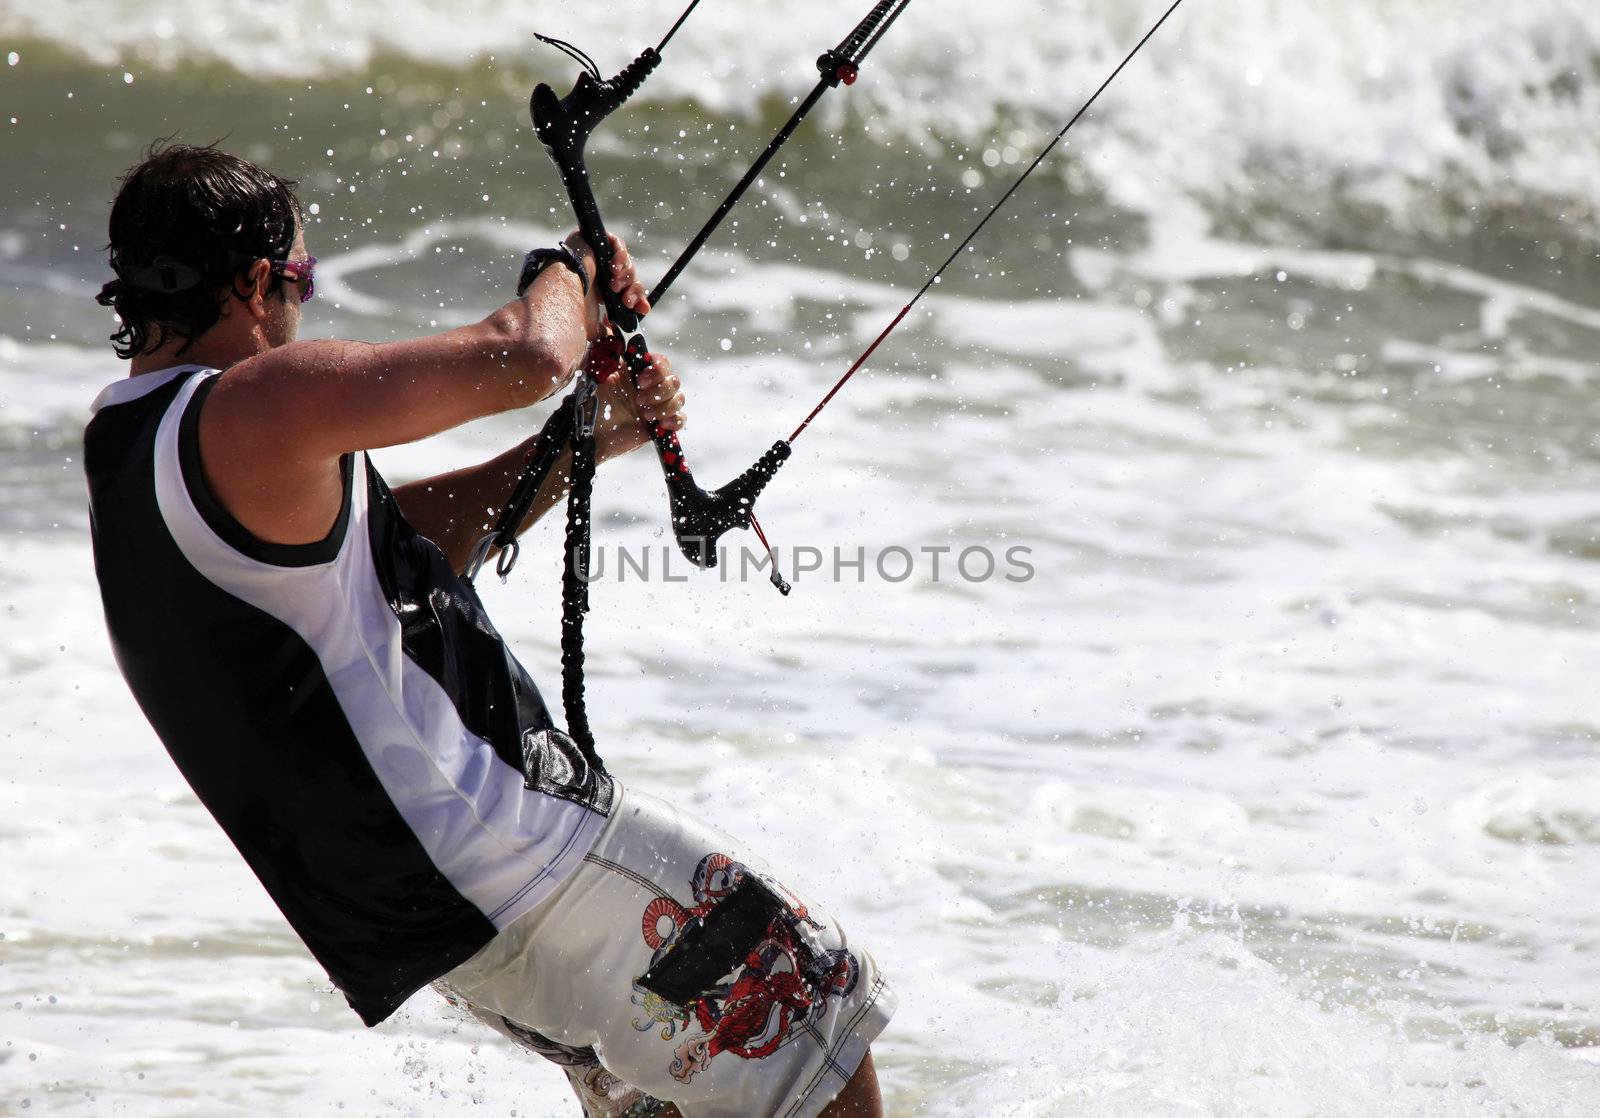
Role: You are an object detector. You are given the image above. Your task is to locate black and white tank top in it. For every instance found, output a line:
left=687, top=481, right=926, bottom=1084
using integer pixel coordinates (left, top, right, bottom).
left=84, top=364, right=612, bottom=1025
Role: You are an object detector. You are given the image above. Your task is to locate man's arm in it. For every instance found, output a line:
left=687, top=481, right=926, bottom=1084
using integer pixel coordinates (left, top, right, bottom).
left=393, top=345, right=687, bottom=574
left=197, top=233, right=648, bottom=550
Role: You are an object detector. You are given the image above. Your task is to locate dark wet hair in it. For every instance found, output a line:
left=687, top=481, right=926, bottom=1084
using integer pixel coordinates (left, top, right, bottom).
left=96, top=141, right=302, bottom=359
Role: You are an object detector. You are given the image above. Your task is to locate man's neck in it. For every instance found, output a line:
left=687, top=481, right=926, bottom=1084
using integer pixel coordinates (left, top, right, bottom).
left=128, top=327, right=265, bottom=378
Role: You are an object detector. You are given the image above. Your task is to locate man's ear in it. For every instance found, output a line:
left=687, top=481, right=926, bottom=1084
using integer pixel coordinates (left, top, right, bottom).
left=244, top=257, right=274, bottom=320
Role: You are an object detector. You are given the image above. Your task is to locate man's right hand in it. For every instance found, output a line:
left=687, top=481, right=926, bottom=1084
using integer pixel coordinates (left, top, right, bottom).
left=561, top=231, right=650, bottom=339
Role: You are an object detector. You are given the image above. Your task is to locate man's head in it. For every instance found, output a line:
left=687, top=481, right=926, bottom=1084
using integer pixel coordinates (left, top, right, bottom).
left=97, top=142, right=309, bottom=359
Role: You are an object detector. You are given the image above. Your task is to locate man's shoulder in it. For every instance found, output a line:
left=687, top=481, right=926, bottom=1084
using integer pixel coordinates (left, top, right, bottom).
left=84, top=365, right=216, bottom=482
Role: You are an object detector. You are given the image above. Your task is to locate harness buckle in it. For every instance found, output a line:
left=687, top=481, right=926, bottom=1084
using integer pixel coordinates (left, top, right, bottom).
left=573, top=374, right=601, bottom=438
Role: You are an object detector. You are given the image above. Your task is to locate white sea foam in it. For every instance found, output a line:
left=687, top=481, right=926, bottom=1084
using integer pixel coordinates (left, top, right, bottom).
left=3, top=101, right=1598, bottom=1108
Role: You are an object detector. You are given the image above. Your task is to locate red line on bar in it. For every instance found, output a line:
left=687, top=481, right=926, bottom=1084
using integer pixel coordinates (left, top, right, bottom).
left=788, top=303, right=912, bottom=443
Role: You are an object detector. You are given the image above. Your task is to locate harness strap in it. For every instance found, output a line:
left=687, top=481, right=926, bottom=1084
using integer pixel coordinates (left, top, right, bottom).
left=462, top=379, right=605, bottom=770
left=559, top=383, right=603, bottom=767
left=464, top=404, right=574, bottom=584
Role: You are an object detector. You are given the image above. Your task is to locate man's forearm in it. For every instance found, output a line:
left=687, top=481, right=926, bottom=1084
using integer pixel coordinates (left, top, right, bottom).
left=394, top=434, right=574, bottom=575
left=394, top=417, right=649, bottom=575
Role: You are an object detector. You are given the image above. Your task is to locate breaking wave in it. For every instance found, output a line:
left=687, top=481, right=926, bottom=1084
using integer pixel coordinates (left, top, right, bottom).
left=4, top=0, right=1600, bottom=241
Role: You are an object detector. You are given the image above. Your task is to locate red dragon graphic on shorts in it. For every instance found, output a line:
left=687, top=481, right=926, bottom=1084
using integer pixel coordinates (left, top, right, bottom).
left=631, top=853, right=860, bottom=1084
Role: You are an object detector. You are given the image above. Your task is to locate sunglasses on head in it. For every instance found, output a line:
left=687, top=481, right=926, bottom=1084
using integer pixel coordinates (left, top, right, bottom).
left=268, top=255, right=318, bottom=304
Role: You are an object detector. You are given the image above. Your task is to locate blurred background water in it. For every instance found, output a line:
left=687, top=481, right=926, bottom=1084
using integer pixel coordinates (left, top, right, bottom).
left=2, top=1, right=1598, bottom=1114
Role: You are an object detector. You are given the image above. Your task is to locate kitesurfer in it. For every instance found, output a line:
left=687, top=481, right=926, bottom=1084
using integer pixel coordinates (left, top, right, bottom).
left=84, top=142, right=892, bottom=1118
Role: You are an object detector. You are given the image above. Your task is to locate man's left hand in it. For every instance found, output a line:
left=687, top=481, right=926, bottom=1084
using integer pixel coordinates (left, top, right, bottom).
left=586, top=338, right=687, bottom=461
left=561, top=232, right=651, bottom=335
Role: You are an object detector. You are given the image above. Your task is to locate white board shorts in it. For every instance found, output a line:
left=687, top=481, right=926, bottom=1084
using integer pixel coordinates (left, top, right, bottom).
left=434, top=783, right=895, bottom=1118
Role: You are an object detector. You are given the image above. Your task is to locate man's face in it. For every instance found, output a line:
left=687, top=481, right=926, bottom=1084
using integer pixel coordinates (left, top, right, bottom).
left=262, top=228, right=309, bottom=349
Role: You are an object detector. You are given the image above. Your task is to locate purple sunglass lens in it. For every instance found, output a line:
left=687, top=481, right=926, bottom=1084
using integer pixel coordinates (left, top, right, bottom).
left=291, top=255, right=317, bottom=303
left=274, top=255, right=317, bottom=303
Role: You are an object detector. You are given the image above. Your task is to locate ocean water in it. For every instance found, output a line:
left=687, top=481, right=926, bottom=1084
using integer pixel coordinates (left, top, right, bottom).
left=2, top=1, right=1599, bottom=1114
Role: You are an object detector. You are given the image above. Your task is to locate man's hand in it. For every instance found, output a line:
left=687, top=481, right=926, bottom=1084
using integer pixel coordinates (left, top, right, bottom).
left=561, top=231, right=652, bottom=339
left=584, top=337, right=687, bottom=461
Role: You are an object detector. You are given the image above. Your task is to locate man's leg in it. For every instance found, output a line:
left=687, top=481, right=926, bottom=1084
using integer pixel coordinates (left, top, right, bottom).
left=439, top=785, right=894, bottom=1117
left=657, top=1050, right=882, bottom=1118
left=818, top=1050, right=883, bottom=1118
